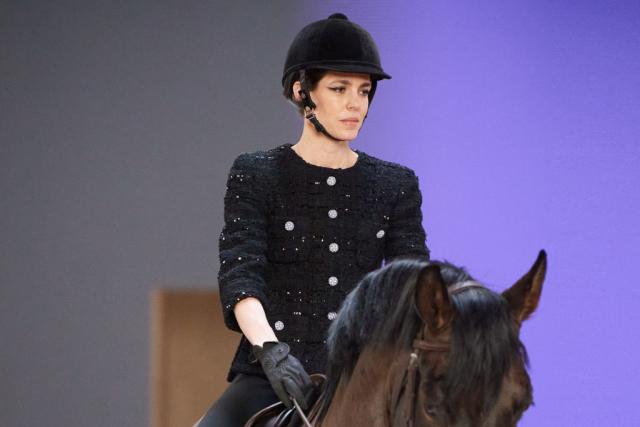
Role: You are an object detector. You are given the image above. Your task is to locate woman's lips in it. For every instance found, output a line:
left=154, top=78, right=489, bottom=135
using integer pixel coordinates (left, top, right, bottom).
left=340, top=119, right=359, bottom=126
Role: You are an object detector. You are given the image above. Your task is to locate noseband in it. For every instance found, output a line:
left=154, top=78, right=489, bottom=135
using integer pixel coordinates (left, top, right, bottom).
left=400, top=281, right=484, bottom=427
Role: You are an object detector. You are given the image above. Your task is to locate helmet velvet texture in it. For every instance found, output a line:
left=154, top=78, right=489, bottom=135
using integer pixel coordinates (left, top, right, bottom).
left=282, top=13, right=391, bottom=86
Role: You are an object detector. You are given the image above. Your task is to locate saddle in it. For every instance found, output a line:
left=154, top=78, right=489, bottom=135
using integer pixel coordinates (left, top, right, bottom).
left=245, top=374, right=326, bottom=427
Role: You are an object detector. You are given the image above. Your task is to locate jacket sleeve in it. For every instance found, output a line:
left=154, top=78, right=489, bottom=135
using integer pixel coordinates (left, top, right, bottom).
left=217, top=153, right=270, bottom=332
left=384, top=169, right=430, bottom=263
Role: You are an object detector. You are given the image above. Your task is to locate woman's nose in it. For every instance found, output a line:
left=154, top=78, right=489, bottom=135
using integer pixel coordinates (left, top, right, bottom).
left=346, top=91, right=364, bottom=111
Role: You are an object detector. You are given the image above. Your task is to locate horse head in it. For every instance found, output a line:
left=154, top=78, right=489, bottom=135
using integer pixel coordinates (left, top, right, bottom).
left=405, top=250, right=547, bottom=426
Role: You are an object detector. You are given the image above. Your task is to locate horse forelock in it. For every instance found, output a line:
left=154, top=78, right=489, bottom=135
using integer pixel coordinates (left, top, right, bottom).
left=443, top=286, right=529, bottom=420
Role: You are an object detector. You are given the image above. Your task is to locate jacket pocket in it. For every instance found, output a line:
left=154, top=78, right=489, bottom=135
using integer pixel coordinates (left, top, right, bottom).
left=355, top=220, right=388, bottom=269
left=266, top=216, right=310, bottom=264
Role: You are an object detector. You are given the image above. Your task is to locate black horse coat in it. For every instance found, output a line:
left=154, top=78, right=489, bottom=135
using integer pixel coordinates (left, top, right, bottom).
left=218, top=143, right=430, bottom=380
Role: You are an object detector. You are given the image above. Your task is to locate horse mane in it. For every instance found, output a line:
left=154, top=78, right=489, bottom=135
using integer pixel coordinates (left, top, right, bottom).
left=316, top=258, right=528, bottom=422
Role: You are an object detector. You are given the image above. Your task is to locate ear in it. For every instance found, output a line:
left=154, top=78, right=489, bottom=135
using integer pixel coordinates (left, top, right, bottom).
left=292, top=80, right=303, bottom=102
left=502, top=250, right=547, bottom=325
left=415, top=264, right=453, bottom=334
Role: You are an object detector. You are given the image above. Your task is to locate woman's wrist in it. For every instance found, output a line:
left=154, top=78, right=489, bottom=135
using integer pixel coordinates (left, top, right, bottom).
left=233, top=297, right=278, bottom=346
left=249, top=332, right=278, bottom=347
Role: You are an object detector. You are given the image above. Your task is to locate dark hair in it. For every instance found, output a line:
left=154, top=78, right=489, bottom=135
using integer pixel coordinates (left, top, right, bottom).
left=282, top=69, right=328, bottom=116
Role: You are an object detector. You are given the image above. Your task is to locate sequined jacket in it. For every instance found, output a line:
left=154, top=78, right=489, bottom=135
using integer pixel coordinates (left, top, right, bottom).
left=218, top=143, right=430, bottom=380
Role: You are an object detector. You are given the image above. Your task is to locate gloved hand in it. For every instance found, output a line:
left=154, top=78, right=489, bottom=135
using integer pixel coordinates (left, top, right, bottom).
left=252, top=341, right=313, bottom=410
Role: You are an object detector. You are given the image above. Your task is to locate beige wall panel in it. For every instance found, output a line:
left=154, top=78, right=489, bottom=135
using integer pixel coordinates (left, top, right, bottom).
left=151, top=290, right=239, bottom=427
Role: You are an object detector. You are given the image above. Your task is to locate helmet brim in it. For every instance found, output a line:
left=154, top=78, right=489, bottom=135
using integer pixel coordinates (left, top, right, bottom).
left=282, top=63, right=391, bottom=86
left=312, top=63, right=391, bottom=80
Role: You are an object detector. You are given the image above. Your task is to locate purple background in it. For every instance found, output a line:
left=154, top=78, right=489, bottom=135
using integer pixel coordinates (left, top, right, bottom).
left=303, top=1, right=640, bottom=425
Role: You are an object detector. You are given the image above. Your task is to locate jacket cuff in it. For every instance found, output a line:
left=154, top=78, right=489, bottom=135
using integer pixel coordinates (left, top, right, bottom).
left=221, top=287, right=269, bottom=332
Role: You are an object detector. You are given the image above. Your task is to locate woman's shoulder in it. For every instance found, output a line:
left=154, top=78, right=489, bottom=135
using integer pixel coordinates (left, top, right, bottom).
left=359, top=151, right=418, bottom=182
left=229, top=144, right=289, bottom=174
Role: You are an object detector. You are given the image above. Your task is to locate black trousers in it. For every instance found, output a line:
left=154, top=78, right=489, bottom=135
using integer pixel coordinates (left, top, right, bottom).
left=197, top=373, right=279, bottom=427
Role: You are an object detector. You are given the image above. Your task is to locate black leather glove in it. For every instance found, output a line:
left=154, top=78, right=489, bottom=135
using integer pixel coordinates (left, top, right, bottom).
left=252, top=341, right=313, bottom=410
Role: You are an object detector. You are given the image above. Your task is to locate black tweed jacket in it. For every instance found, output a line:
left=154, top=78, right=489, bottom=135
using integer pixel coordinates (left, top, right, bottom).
left=218, top=143, right=430, bottom=380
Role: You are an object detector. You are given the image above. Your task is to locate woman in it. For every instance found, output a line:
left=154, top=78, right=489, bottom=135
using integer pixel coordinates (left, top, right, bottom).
left=197, top=13, right=430, bottom=426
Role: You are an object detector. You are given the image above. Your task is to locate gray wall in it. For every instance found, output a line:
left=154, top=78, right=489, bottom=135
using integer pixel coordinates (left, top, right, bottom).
left=1, top=1, right=302, bottom=425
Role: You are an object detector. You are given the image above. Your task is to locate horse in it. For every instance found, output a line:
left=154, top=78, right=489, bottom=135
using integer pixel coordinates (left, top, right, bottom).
left=247, top=250, right=547, bottom=426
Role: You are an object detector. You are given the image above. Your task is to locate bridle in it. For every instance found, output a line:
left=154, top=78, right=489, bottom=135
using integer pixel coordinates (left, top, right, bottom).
left=397, top=281, right=484, bottom=427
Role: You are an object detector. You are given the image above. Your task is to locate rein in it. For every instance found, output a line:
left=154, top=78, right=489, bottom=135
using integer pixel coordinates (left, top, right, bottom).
left=400, top=281, right=483, bottom=427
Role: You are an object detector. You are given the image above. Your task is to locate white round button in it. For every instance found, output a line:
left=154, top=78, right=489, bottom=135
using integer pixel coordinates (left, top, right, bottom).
left=329, top=243, right=339, bottom=253
left=376, top=229, right=385, bottom=238
left=274, top=321, right=284, bottom=331
left=328, top=209, right=338, bottom=219
left=326, top=176, right=337, bottom=186
left=327, top=312, right=337, bottom=321
left=284, top=221, right=295, bottom=231
left=328, top=276, right=338, bottom=286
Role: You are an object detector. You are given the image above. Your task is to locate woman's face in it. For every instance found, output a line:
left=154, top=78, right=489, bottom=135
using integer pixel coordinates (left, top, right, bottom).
left=298, top=71, right=372, bottom=141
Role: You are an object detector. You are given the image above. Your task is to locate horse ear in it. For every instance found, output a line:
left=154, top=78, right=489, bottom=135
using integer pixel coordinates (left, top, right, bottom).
left=415, top=264, right=453, bottom=334
left=502, top=250, right=547, bottom=325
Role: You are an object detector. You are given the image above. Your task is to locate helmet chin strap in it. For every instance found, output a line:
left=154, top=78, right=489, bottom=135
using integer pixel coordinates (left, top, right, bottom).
left=298, top=70, right=343, bottom=142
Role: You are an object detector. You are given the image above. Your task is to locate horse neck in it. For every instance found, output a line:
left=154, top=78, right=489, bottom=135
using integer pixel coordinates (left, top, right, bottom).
left=320, top=345, right=409, bottom=427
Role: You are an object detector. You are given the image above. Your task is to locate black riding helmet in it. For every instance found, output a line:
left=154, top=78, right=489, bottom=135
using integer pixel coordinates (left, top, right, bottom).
left=282, top=13, right=391, bottom=141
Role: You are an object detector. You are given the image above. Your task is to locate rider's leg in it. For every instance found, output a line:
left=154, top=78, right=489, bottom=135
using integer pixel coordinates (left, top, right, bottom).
left=195, top=373, right=279, bottom=427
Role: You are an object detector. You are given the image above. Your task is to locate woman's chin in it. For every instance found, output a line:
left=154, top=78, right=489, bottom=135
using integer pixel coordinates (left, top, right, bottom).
left=328, top=128, right=360, bottom=142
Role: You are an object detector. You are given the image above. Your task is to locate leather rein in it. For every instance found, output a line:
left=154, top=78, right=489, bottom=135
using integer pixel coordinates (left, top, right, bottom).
left=400, top=281, right=484, bottom=427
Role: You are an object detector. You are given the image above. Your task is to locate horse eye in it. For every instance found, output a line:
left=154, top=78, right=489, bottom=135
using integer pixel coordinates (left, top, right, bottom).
left=425, top=405, right=437, bottom=416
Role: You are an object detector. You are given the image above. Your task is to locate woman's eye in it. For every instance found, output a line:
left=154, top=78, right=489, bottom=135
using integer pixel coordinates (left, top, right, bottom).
left=360, top=90, right=371, bottom=96
left=331, top=87, right=345, bottom=93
